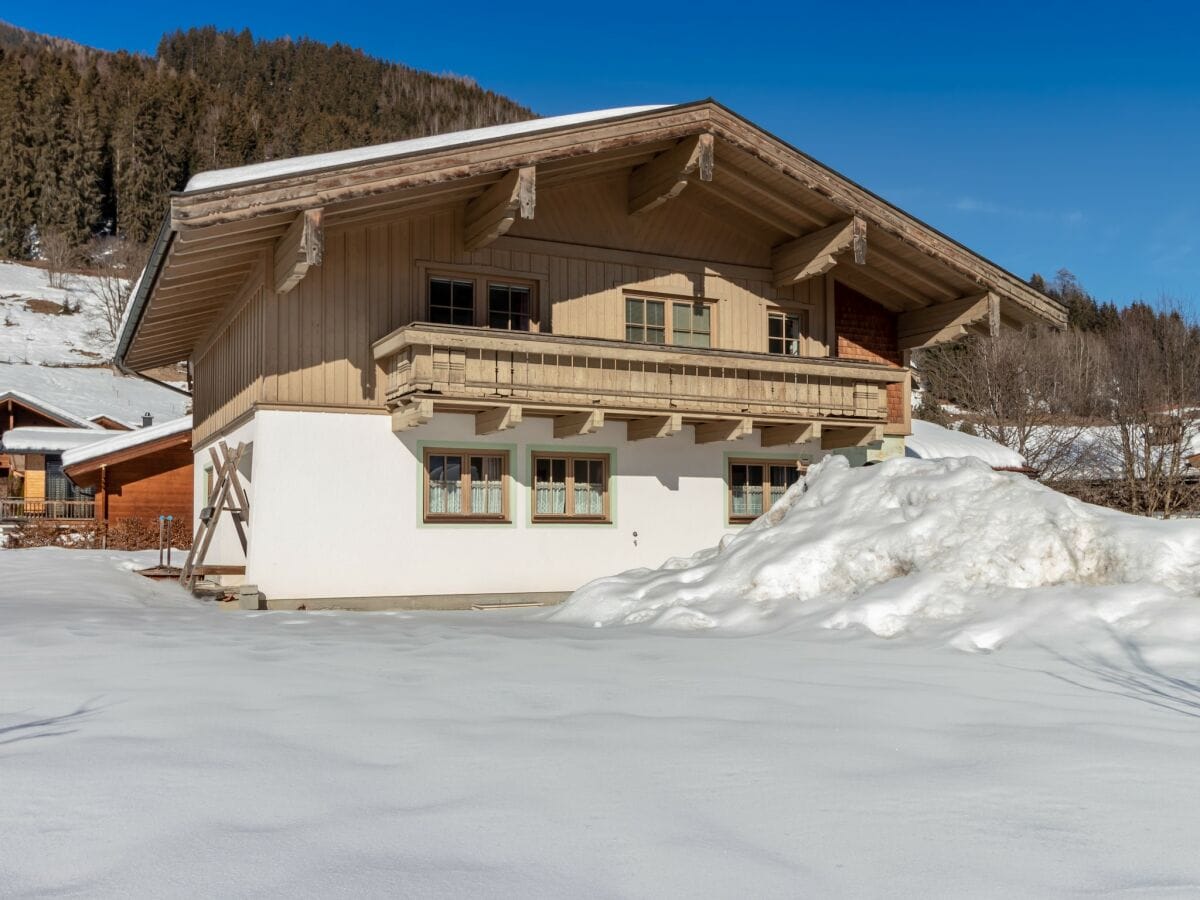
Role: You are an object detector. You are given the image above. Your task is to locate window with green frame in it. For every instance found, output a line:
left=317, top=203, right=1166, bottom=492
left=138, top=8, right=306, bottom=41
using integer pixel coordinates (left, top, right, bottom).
left=532, top=452, right=609, bottom=522
left=625, top=296, right=712, bottom=347
left=728, top=460, right=802, bottom=522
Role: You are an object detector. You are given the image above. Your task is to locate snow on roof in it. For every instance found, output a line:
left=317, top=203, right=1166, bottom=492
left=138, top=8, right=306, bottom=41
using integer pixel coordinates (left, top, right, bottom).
left=905, top=419, right=1027, bottom=469
left=0, top=364, right=189, bottom=427
left=1, top=427, right=110, bottom=454
left=0, top=389, right=99, bottom=429
left=185, top=106, right=672, bottom=193
left=62, top=415, right=192, bottom=470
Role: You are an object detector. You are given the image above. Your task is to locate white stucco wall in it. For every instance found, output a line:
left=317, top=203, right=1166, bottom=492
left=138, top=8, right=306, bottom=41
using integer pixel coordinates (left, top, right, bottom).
left=192, top=417, right=256, bottom=581
left=224, top=409, right=829, bottom=602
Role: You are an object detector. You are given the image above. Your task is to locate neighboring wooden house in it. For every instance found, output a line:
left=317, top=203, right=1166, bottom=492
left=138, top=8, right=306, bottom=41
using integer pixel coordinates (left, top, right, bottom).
left=115, top=101, right=1066, bottom=608
left=1, top=391, right=104, bottom=519
left=62, top=417, right=193, bottom=528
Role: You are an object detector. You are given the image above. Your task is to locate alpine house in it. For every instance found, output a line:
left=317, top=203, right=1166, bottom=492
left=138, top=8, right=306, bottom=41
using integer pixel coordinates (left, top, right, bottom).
left=116, top=101, right=1065, bottom=608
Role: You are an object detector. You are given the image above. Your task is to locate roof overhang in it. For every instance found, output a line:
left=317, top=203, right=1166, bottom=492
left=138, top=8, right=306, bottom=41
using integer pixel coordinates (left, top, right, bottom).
left=118, top=100, right=1066, bottom=370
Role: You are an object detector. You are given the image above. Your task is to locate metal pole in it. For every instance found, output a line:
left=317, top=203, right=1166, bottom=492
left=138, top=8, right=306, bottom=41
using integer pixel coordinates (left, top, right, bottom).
left=166, top=516, right=174, bottom=567
left=158, top=515, right=164, bottom=567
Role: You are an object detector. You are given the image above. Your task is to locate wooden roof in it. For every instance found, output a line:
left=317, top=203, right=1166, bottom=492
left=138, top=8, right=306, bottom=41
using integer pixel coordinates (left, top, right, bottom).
left=119, top=100, right=1065, bottom=370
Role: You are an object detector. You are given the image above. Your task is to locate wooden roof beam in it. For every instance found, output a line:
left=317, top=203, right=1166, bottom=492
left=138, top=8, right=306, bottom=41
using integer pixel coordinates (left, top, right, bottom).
left=475, top=404, right=522, bottom=435
left=897, top=292, right=995, bottom=350
left=715, top=162, right=827, bottom=229
left=694, top=418, right=753, bottom=444
left=553, top=410, right=604, bottom=438
left=273, top=208, right=324, bottom=295
left=772, top=216, right=866, bottom=288
left=464, top=166, right=536, bottom=251
left=832, top=265, right=926, bottom=311
left=690, top=179, right=802, bottom=237
left=627, top=414, right=683, bottom=441
left=760, top=422, right=821, bottom=447
left=628, top=133, right=714, bottom=216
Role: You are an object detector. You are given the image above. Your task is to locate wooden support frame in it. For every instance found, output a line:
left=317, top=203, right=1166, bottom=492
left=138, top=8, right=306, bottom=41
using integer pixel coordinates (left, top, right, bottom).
left=694, top=418, right=753, bottom=444
left=475, top=404, right=522, bottom=435
left=772, top=216, right=866, bottom=288
left=180, top=441, right=249, bottom=590
left=896, top=292, right=995, bottom=350
left=760, top=422, right=821, bottom=447
left=628, top=133, right=714, bottom=216
left=391, top=398, right=434, bottom=431
left=553, top=410, right=604, bottom=439
left=627, top=414, right=683, bottom=441
left=821, top=425, right=883, bottom=449
left=273, top=207, right=324, bottom=294
left=464, top=166, right=536, bottom=251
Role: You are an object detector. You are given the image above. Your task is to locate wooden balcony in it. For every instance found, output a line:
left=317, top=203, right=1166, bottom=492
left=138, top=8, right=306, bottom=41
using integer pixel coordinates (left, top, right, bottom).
left=373, top=323, right=910, bottom=446
left=0, top=497, right=97, bottom=521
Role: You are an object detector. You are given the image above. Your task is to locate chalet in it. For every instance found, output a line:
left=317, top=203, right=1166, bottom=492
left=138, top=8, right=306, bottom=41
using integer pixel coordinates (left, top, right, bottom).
left=0, top=365, right=191, bottom=524
left=115, top=101, right=1065, bottom=608
left=62, top=416, right=193, bottom=530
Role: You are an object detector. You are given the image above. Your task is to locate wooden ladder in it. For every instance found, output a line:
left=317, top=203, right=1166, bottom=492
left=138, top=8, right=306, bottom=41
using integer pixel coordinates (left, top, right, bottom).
left=181, top=441, right=250, bottom=591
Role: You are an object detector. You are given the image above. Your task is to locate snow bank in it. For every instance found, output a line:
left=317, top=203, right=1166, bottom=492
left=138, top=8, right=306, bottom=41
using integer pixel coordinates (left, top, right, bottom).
left=553, top=456, right=1200, bottom=652
left=905, top=418, right=1026, bottom=468
left=186, top=105, right=669, bottom=192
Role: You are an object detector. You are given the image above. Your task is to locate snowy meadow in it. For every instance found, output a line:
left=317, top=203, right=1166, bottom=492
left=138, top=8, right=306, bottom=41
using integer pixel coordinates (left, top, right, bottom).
left=4, top=459, right=1200, bottom=898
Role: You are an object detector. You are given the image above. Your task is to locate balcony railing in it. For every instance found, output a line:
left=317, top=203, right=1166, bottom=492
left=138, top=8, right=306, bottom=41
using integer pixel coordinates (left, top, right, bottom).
left=374, top=323, right=908, bottom=426
left=0, top=497, right=96, bottom=521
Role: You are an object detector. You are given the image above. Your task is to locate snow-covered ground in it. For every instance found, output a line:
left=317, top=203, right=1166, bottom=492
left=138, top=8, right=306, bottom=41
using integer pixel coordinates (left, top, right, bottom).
left=5, top=461, right=1200, bottom=897
left=0, top=261, right=118, bottom=365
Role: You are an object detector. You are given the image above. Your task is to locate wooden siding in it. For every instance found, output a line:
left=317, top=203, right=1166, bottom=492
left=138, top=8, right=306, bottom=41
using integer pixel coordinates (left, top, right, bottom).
left=99, top=445, right=193, bottom=525
left=192, top=177, right=855, bottom=441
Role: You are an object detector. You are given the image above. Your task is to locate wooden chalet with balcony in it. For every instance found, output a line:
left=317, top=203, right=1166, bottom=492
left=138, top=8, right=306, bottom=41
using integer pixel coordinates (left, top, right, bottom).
left=115, top=101, right=1065, bottom=608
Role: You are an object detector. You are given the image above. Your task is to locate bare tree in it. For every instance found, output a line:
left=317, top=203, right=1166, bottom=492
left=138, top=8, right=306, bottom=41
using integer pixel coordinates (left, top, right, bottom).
left=915, top=327, right=1105, bottom=480
left=87, top=236, right=146, bottom=341
left=40, top=228, right=77, bottom=291
left=1095, top=304, right=1200, bottom=517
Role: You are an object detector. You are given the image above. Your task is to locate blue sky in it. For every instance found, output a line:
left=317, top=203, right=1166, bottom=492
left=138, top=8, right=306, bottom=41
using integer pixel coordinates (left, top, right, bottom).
left=8, top=1, right=1198, bottom=308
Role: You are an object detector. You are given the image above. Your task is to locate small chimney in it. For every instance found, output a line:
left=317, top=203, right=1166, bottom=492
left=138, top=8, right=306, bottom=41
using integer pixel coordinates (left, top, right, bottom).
left=142, top=412, right=154, bottom=428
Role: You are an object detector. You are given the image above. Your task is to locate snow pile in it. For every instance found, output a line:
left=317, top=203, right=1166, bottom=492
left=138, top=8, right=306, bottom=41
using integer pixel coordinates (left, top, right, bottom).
left=905, top=418, right=1026, bottom=469
left=553, top=456, right=1200, bottom=651
left=62, top=415, right=191, bottom=468
left=0, top=261, right=120, bottom=365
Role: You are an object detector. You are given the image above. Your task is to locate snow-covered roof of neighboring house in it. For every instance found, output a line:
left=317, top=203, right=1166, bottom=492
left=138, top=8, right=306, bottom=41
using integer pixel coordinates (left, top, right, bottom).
left=0, top=364, right=189, bottom=427
left=62, top=416, right=191, bottom=471
left=1, top=427, right=111, bottom=454
left=185, top=106, right=669, bottom=193
left=0, top=389, right=99, bottom=429
left=905, top=419, right=1028, bottom=470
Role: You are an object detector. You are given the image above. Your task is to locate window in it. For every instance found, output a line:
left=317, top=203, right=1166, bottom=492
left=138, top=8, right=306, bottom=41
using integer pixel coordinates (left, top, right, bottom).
left=424, top=449, right=508, bottom=521
left=488, top=283, right=532, bottom=331
left=532, top=453, right=609, bottom=522
left=625, top=297, right=666, bottom=344
left=626, top=296, right=713, bottom=347
left=768, top=309, right=809, bottom=356
left=429, top=277, right=475, bottom=326
left=728, top=460, right=802, bottom=522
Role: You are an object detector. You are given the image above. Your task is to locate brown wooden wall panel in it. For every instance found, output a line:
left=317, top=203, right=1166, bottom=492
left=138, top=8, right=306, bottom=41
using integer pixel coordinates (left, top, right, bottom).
left=192, top=179, right=844, bottom=440
left=102, top=445, right=194, bottom=524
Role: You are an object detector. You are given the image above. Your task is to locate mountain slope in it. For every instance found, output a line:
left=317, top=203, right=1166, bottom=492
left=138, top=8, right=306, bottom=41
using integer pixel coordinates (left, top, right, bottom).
left=0, top=22, right=533, bottom=251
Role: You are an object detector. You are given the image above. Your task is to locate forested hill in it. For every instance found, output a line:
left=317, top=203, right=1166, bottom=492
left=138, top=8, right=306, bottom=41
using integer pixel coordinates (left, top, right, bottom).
left=0, top=22, right=533, bottom=254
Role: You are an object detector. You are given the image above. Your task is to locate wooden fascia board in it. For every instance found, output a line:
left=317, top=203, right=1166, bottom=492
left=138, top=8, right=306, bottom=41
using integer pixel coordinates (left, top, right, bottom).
left=170, top=106, right=717, bottom=228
